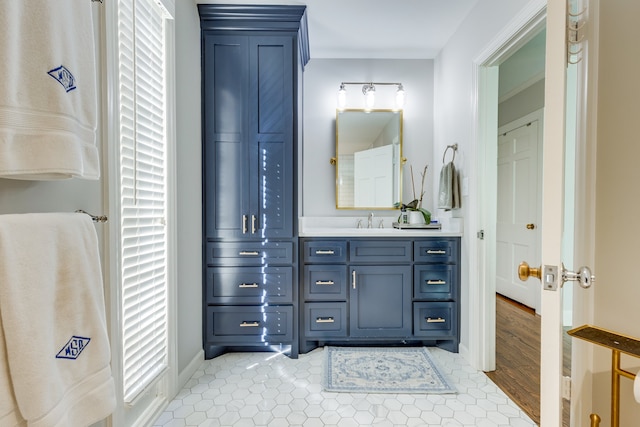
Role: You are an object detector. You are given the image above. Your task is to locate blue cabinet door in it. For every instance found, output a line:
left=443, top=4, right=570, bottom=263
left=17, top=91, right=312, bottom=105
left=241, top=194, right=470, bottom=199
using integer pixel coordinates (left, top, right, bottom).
left=203, top=34, right=294, bottom=239
left=349, top=265, right=412, bottom=337
left=250, top=37, right=294, bottom=239
left=203, top=34, right=250, bottom=239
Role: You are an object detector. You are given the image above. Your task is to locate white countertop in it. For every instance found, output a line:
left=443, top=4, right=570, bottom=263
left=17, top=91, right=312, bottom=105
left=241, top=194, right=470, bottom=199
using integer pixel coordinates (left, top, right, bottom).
left=299, top=216, right=463, bottom=237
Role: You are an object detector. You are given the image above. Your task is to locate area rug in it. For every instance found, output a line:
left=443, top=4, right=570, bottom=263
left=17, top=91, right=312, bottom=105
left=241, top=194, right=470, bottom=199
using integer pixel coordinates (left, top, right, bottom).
left=323, top=346, right=457, bottom=394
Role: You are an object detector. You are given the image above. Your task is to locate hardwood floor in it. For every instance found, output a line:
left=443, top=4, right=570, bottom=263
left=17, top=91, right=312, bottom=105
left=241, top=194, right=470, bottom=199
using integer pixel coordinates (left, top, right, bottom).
left=485, top=293, right=570, bottom=426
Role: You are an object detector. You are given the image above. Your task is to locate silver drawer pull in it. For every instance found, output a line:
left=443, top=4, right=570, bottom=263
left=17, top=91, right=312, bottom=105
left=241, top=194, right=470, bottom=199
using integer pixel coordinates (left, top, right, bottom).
left=316, top=317, right=335, bottom=323
left=239, top=283, right=259, bottom=288
left=427, top=280, right=446, bottom=285
left=315, top=280, right=335, bottom=285
left=426, top=249, right=446, bottom=254
left=242, top=215, right=247, bottom=234
left=240, top=321, right=260, bottom=327
left=239, top=251, right=260, bottom=256
left=315, top=250, right=335, bottom=255
left=426, top=317, right=446, bottom=323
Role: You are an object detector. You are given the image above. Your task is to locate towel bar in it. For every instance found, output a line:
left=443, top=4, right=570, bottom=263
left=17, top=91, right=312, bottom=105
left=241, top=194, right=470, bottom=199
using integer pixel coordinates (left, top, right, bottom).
left=75, top=210, right=108, bottom=223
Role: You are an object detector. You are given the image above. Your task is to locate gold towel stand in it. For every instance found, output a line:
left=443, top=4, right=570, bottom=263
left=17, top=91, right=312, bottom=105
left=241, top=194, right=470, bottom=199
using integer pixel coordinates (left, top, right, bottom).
left=75, top=209, right=108, bottom=223
left=567, top=325, right=640, bottom=427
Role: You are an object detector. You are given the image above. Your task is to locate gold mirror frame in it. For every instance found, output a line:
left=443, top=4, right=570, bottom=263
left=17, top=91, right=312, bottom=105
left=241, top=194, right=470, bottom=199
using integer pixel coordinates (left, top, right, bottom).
left=333, top=109, right=405, bottom=209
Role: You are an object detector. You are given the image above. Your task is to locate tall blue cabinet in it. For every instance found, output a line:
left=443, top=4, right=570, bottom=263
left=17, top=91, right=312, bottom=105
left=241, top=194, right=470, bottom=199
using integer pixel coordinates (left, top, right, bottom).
left=199, top=5, right=309, bottom=359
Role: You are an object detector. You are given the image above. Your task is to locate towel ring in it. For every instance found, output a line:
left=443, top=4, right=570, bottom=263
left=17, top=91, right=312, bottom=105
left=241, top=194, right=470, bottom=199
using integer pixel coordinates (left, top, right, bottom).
left=442, top=144, right=458, bottom=164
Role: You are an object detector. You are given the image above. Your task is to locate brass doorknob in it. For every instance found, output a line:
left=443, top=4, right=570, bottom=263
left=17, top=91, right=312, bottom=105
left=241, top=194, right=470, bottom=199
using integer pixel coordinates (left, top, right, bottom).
left=526, top=223, right=535, bottom=230
left=518, top=261, right=541, bottom=281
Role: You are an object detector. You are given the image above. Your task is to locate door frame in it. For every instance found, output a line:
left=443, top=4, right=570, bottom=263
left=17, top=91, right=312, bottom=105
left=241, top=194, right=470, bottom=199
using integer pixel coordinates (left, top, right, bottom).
left=471, top=0, right=597, bottom=425
left=469, top=0, right=546, bottom=373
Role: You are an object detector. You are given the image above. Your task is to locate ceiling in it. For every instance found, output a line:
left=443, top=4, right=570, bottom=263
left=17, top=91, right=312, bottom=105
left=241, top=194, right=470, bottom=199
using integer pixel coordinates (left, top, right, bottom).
left=198, top=0, right=480, bottom=59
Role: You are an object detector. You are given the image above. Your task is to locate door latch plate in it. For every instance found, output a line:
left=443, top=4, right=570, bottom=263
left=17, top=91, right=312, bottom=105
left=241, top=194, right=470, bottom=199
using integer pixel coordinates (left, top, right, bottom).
left=543, top=265, right=558, bottom=291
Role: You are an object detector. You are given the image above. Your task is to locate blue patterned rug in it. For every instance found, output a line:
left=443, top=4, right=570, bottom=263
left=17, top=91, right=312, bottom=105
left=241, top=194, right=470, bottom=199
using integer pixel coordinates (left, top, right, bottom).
left=324, top=346, right=457, bottom=394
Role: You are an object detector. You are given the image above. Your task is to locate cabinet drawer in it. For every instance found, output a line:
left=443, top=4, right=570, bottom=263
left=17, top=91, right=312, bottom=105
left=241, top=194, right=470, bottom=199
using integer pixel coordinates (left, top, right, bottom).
left=206, top=305, right=293, bottom=342
left=206, top=241, right=293, bottom=266
left=413, top=302, right=457, bottom=338
left=304, top=303, right=347, bottom=337
left=206, top=266, right=292, bottom=304
left=303, top=240, right=347, bottom=263
left=303, top=265, right=347, bottom=301
left=414, top=265, right=456, bottom=300
left=350, top=240, right=412, bottom=263
left=414, top=239, right=459, bottom=263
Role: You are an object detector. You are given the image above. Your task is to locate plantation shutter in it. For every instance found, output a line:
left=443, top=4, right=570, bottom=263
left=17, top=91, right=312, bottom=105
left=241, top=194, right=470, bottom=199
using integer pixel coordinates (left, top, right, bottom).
left=117, top=0, right=169, bottom=404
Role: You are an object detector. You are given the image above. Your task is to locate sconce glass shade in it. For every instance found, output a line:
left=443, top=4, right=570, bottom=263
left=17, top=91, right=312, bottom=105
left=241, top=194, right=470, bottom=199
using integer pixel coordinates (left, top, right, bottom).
left=395, top=84, right=405, bottom=109
left=337, top=84, right=347, bottom=110
left=363, top=84, right=375, bottom=109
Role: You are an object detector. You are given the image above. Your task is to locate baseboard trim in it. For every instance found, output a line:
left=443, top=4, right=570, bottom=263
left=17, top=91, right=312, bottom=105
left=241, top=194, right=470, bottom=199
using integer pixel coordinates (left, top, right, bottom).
left=176, top=349, right=204, bottom=396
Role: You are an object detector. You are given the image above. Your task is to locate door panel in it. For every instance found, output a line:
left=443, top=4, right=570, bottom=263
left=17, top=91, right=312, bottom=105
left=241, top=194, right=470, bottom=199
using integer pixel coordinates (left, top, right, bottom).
left=496, top=118, right=541, bottom=310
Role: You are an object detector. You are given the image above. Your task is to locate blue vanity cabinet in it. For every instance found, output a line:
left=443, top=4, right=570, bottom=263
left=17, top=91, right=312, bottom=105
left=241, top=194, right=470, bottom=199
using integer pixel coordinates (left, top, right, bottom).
left=300, top=237, right=461, bottom=353
left=413, top=238, right=460, bottom=352
left=199, top=5, right=308, bottom=359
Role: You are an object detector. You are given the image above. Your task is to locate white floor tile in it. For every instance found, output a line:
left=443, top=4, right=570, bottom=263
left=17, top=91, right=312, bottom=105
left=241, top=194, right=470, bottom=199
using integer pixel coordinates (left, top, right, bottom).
left=153, top=347, right=536, bottom=427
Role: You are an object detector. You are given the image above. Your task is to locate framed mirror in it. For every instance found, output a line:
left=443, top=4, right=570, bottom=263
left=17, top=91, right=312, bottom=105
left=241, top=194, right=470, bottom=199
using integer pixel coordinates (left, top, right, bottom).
left=334, top=109, right=403, bottom=209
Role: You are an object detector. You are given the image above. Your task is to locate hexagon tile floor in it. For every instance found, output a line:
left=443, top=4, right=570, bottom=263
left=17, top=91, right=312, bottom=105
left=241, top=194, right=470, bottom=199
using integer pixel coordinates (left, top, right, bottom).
left=153, top=347, right=536, bottom=427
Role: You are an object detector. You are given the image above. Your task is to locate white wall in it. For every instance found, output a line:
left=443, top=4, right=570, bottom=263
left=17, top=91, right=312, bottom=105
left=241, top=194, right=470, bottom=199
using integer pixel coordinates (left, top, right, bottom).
left=434, top=0, right=535, bottom=355
left=174, top=0, right=204, bottom=377
left=593, top=0, right=640, bottom=423
left=302, top=59, right=434, bottom=217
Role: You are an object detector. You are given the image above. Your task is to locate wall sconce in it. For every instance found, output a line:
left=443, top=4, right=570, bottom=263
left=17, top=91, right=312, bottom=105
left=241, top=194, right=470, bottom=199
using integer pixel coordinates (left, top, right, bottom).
left=337, top=81, right=405, bottom=110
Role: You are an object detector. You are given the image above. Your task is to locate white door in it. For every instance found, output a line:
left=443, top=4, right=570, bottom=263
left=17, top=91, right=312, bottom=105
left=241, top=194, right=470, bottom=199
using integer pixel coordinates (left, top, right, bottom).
left=496, top=114, right=541, bottom=311
left=354, top=145, right=394, bottom=207
left=535, top=0, right=575, bottom=424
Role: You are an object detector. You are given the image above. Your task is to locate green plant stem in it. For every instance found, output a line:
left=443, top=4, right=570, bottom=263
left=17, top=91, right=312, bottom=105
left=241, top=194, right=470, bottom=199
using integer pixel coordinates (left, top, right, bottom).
left=410, top=165, right=416, bottom=201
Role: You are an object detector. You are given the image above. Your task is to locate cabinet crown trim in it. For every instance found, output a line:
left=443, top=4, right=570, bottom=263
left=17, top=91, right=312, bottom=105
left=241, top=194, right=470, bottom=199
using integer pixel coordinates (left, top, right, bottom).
left=198, top=4, right=310, bottom=67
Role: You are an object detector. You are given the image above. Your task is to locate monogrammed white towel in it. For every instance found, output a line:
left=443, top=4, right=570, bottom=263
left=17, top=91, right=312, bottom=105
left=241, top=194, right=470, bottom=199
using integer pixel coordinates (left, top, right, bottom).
left=0, top=213, right=115, bottom=427
left=0, top=1, right=99, bottom=180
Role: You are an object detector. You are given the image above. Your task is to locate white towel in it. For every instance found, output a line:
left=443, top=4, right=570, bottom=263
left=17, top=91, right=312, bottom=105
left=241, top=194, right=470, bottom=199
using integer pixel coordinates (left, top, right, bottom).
left=0, top=213, right=115, bottom=427
left=438, top=161, right=461, bottom=211
left=0, top=1, right=99, bottom=180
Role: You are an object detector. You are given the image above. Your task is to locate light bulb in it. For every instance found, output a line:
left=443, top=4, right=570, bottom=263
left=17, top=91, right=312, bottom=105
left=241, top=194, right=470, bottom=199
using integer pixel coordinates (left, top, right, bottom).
left=363, top=84, right=375, bottom=109
left=395, top=85, right=405, bottom=109
left=337, top=84, right=347, bottom=110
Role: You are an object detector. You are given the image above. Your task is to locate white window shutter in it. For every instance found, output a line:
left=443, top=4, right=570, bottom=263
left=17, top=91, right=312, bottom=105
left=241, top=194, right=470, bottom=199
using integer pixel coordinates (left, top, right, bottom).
left=117, top=0, right=169, bottom=404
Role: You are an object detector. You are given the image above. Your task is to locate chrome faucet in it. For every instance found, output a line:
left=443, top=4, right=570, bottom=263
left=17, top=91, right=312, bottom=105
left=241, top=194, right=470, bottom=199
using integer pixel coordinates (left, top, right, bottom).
left=368, top=212, right=374, bottom=229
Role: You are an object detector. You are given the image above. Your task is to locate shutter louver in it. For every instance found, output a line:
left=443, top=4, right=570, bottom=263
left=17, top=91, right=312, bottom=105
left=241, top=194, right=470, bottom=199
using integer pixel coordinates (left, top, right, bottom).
left=117, top=0, right=169, bottom=404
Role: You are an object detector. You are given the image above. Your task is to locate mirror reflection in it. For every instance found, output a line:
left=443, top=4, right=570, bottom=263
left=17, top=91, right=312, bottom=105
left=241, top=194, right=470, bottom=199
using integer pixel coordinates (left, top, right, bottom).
left=335, top=109, right=403, bottom=209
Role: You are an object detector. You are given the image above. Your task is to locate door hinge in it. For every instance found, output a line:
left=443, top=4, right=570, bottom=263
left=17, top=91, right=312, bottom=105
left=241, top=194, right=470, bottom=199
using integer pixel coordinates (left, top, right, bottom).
left=562, top=376, right=572, bottom=400
left=477, top=230, right=485, bottom=240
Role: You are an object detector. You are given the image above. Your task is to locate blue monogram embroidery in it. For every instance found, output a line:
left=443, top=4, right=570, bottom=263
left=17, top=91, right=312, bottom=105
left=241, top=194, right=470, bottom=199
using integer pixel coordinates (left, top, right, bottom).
left=48, top=65, right=77, bottom=92
left=56, top=336, right=91, bottom=360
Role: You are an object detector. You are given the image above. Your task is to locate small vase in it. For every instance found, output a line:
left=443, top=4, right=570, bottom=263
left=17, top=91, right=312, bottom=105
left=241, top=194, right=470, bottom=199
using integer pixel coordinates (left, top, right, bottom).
left=408, top=211, right=425, bottom=225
